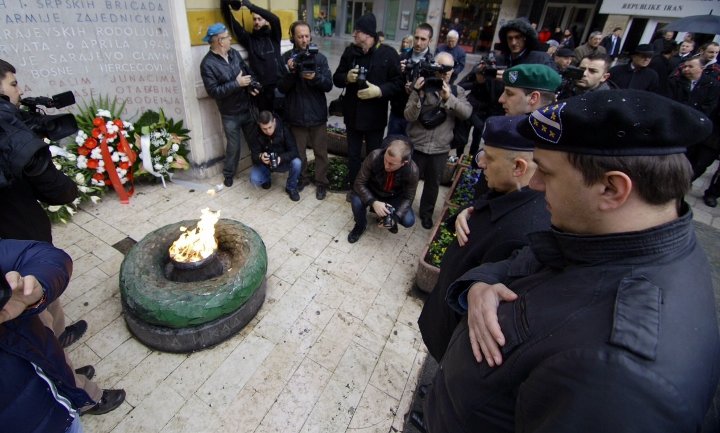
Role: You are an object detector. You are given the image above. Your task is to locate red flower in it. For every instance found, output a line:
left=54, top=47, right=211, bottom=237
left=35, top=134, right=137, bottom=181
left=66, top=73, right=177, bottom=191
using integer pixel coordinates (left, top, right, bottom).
left=92, top=117, right=104, bottom=127
left=113, top=119, right=123, bottom=129
left=119, top=161, right=130, bottom=170
left=92, top=173, right=104, bottom=181
left=77, top=147, right=90, bottom=156
left=84, top=137, right=98, bottom=149
left=91, top=128, right=101, bottom=138
left=87, top=159, right=99, bottom=170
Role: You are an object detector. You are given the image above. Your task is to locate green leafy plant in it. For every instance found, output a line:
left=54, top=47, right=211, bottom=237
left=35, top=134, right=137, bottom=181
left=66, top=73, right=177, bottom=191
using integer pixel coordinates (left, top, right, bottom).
left=132, top=109, right=191, bottom=179
left=308, top=156, right=350, bottom=191
left=450, top=168, right=483, bottom=208
left=426, top=223, right=456, bottom=268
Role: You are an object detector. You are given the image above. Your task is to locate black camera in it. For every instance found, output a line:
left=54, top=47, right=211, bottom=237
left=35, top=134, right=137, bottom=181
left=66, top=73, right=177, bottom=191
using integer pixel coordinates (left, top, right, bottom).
left=356, top=66, right=368, bottom=89
left=561, top=65, right=585, bottom=81
left=383, top=204, right=396, bottom=229
left=293, top=43, right=319, bottom=74
left=0, top=274, right=10, bottom=312
left=249, top=80, right=262, bottom=93
left=269, top=152, right=279, bottom=170
left=407, top=60, right=453, bottom=91
left=20, top=91, right=78, bottom=141
left=478, top=53, right=498, bottom=78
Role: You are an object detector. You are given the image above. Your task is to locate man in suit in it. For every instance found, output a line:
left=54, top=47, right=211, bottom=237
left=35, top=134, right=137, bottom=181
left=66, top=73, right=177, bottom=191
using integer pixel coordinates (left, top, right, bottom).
left=601, top=27, right=623, bottom=61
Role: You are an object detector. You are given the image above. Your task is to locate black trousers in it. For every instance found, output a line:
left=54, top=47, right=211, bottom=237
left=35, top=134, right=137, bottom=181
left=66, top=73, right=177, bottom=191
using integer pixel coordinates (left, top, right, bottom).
left=413, top=150, right=448, bottom=220
left=346, top=127, right=384, bottom=186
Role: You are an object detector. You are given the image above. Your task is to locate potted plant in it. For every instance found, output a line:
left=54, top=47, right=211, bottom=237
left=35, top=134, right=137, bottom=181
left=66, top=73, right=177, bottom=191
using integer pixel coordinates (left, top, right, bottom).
left=307, top=156, right=350, bottom=191
left=446, top=168, right=483, bottom=209
left=415, top=206, right=459, bottom=293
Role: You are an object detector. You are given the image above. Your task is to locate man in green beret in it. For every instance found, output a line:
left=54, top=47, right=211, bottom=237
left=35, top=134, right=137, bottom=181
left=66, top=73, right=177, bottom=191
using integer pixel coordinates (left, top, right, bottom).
left=498, top=63, right=560, bottom=115
left=423, top=89, right=720, bottom=433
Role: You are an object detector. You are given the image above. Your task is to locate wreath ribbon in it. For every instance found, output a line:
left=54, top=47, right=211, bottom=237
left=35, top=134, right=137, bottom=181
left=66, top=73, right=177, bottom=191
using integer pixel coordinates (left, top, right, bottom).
left=99, top=130, right=136, bottom=204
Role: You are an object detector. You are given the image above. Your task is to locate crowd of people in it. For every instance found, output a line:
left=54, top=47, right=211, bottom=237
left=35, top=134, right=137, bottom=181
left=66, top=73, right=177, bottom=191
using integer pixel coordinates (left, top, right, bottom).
left=2, top=5, right=720, bottom=432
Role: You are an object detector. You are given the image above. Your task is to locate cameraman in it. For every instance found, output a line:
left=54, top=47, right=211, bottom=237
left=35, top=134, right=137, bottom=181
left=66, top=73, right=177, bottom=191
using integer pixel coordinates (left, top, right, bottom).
left=278, top=21, right=333, bottom=200
left=405, top=52, right=472, bottom=229
left=248, top=111, right=302, bottom=201
left=557, top=53, right=612, bottom=100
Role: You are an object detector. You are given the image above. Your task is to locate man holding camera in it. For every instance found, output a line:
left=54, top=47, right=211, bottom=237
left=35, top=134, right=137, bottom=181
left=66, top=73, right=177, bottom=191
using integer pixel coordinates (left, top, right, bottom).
left=333, top=13, right=403, bottom=188
left=200, top=23, right=260, bottom=188
left=222, top=0, right=283, bottom=113
left=278, top=21, right=333, bottom=200
left=405, top=52, right=473, bottom=229
left=248, top=111, right=302, bottom=201
left=347, top=136, right=419, bottom=243
left=557, top=53, right=612, bottom=100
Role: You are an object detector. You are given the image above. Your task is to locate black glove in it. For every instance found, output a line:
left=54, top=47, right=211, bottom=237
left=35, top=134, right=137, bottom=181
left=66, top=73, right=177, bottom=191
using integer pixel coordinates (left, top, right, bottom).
left=242, top=0, right=252, bottom=8
left=229, top=0, right=242, bottom=10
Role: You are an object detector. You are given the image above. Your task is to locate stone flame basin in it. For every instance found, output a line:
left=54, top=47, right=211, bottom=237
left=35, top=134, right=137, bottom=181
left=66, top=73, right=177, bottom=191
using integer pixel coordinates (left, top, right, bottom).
left=120, top=219, right=267, bottom=353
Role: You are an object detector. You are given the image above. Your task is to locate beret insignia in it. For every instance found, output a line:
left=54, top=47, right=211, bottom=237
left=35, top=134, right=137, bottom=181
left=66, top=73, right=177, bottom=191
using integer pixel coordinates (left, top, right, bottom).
left=508, top=70, right=519, bottom=83
left=529, top=102, right=565, bottom=144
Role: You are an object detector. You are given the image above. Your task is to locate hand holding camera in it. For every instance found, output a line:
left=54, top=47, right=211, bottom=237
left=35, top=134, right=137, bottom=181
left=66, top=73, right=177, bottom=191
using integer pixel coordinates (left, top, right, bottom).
left=261, top=152, right=279, bottom=170
left=237, top=71, right=252, bottom=87
left=347, top=67, right=359, bottom=83
left=0, top=272, right=44, bottom=325
left=372, top=201, right=389, bottom=217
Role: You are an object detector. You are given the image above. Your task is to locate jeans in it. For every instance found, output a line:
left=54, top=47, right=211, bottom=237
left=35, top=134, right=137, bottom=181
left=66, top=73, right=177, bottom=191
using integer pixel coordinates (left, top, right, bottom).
left=292, top=125, right=328, bottom=186
left=220, top=114, right=253, bottom=178
left=350, top=193, right=416, bottom=229
left=346, top=127, right=384, bottom=186
left=66, top=416, right=83, bottom=433
left=386, top=113, right=408, bottom=136
left=249, top=157, right=301, bottom=191
left=413, top=150, right=449, bottom=220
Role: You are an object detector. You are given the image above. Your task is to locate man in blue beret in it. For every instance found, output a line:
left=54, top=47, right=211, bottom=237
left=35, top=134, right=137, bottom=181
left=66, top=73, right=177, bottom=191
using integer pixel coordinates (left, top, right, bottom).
left=417, top=115, right=550, bottom=367
left=423, top=90, right=720, bottom=433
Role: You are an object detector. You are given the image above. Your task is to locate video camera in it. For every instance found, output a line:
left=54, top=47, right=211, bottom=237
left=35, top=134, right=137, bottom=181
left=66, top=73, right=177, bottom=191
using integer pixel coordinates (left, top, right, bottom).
left=477, top=53, right=498, bottom=78
left=20, top=91, right=78, bottom=141
left=560, top=65, right=585, bottom=81
left=406, top=60, right=453, bottom=91
left=292, top=43, right=319, bottom=74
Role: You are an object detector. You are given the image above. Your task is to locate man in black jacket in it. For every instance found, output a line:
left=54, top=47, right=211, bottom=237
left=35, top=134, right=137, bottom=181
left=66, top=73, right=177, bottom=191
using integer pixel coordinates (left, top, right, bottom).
left=347, top=136, right=419, bottom=243
left=248, top=111, right=302, bottom=201
left=608, top=44, right=659, bottom=92
left=333, top=13, right=403, bottom=188
left=278, top=21, right=333, bottom=200
left=424, top=90, right=720, bottom=433
left=200, top=23, right=259, bottom=187
left=496, top=18, right=556, bottom=70
left=222, top=0, right=283, bottom=112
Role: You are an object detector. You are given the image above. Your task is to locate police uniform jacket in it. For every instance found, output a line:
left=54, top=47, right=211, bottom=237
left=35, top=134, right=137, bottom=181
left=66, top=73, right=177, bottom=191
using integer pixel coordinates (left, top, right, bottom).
left=405, top=84, right=472, bottom=155
left=278, top=49, right=333, bottom=127
left=418, top=187, right=550, bottom=362
left=354, top=148, right=419, bottom=220
left=200, top=48, right=255, bottom=118
left=609, top=63, right=660, bottom=93
left=425, top=206, right=720, bottom=433
left=0, top=240, right=94, bottom=433
left=333, top=43, right=403, bottom=131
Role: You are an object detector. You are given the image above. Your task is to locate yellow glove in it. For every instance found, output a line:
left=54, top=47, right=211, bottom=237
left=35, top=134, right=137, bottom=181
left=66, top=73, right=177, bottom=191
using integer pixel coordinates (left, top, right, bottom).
left=346, top=67, right=359, bottom=83
left=357, top=82, right=382, bottom=100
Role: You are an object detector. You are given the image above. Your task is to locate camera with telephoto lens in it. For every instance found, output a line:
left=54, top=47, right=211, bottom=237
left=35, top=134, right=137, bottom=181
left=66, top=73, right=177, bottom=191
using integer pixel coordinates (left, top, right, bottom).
left=406, top=60, right=454, bottom=92
left=293, top=43, right=319, bottom=75
left=269, top=152, right=279, bottom=170
left=20, top=91, right=78, bottom=141
left=356, top=66, right=368, bottom=89
left=383, top=204, right=396, bottom=229
left=0, top=274, right=10, bottom=312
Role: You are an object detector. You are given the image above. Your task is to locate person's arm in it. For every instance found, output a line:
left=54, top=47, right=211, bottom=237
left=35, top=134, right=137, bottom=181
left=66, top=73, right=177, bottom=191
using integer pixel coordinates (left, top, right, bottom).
left=395, top=163, right=419, bottom=219
left=332, top=48, right=353, bottom=88
left=454, top=48, right=466, bottom=77
left=404, top=88, right=422, bottom=121
left=309, top=54, right=334, bottom=92
left=25, top=147, right=78, bottom=205
left=221, top=0, right=250, bottom=47
left=353, top=152, right=378, bottom=206
left=247, top=128, right=263, bottom=165
left=201, top=59, right=243, bottom=100
left=376, top=48, right=403, bottom=99
left=277, top=52, right=297, bottom=94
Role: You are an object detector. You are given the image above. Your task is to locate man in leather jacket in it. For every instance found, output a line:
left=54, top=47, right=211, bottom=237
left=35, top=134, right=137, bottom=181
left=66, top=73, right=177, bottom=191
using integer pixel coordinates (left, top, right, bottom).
left=422, top=90, right=720, bottom=433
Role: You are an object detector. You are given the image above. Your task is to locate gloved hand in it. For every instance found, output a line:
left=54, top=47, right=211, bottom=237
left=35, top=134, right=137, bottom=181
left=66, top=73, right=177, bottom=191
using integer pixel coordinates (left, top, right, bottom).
left=346, top=67, right=359, bottom=83
left=357, top=82, right=382, bottom=99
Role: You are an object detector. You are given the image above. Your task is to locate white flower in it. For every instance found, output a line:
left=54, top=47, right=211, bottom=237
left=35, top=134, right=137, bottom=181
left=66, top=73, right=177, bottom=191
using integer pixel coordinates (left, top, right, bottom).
left=53, top=161, right=61, bottom=170
left=72, top=198, right=80, bottom=206
left=67, top=207, right=76, bottom=216
left=123, top=121, right=132, bottom=129
left=47, top=205, right=61, bottom=212
left=154, top=163, right=163, bottom=170
left=172, top=143, right=179, bottom=152
left=96, top=109, right=111, bottom=118
left=111, top=152, right=120, bottom=162
left=90, top=195, right=101, bottom=204
left=166, top=156, right=173, bottom=163
left=78, top=186, right=90, bottom=193
left=77, top=156, right=87, bottom=169
left=66, top=153, right=77, bottom=162
left=74, top=173, right=84, bottom=184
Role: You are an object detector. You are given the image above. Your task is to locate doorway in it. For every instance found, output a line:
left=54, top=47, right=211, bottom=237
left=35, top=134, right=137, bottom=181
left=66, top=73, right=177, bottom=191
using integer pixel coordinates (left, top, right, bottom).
left=345, top=1, right=373, bottom=35
left=539, top=2, right=597, bottom=44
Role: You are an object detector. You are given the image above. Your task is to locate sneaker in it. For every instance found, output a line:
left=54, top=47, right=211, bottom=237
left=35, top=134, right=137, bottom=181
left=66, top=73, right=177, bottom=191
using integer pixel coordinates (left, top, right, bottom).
left=223, top=176, right=233, bottom=187
left=421, top=216, right=433, bottom=230
left=704, top=194, right=718, bottom=208
left=316, top=185, right=327, bottom=200
left=74, top=365, right=95, bottom=380
left=286, top=189, right=300, bottom=201
left=347, top=224, right=366, bottom=243
left=82, top=389, right=126, bottom=416
left=59, top=320, right=87, bottom=348
left=261, top=181, right=272, bottom=190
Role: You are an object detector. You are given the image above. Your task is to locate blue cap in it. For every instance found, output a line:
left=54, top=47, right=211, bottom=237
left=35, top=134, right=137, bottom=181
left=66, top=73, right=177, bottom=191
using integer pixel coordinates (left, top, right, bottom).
left=203, top=23, right=227, bottom=43
left=482, top=115, right=536, bottom=151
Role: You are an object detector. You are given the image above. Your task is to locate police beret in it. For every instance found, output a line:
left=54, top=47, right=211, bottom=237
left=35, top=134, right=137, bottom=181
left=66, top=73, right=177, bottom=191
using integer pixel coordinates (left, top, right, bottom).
left=503, top=64, right=561, bottom=92
left=482, top=115, right=536, bottom=151
left=203, top=23, right=227, bottom=43
left=518, top=89, right=713, bottom=155
left=555, top=47, right=575, bottom=57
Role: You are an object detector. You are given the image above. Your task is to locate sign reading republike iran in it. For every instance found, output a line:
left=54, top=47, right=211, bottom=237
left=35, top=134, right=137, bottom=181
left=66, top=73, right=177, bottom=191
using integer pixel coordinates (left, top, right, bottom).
left=600, top=0, right=720, bottom=18
left=0, top=0, right=185, bottom=120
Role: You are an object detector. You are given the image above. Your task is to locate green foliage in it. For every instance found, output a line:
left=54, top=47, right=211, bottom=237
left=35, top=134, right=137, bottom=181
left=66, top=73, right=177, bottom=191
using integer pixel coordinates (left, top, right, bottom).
left=308, top=156, right=350, bottom=191
left=450, top=168, right=483, bottom=208
left=75, top=95, right=127, bottom=132
left=426, top=223, right=456, bottom=268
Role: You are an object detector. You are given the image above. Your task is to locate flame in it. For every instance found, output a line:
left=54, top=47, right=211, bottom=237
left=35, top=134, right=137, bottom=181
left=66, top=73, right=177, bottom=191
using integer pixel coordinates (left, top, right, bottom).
left=169, top=208, right=221, bottom=263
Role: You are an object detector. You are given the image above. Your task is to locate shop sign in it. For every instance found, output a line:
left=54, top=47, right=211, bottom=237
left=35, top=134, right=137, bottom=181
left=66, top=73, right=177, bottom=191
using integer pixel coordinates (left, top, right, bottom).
left=600, top=0, right=720, bottom=18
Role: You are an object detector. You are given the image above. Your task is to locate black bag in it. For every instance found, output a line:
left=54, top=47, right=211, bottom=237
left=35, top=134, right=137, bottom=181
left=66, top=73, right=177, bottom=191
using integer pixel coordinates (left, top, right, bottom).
left=328, top=90, right=345, bottom=117
left=418, top=85, right=458, bottom=130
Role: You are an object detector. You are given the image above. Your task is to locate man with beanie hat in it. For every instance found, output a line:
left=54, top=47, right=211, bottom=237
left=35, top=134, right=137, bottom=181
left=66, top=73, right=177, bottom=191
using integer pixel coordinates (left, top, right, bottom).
left=498, top=64, right=560, bottom=115
left=333, top=13, right=403, bottom=189
left=496, top=18, right=556, bottom=70
left=221, top=0, right=283, bottom=112
left=608, top=43, right=659, bottom=92
left=423, top=90, right=720, bottom=433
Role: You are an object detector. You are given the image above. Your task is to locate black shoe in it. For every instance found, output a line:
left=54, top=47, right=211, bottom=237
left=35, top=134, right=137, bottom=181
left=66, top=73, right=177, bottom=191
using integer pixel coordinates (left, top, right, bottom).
left=83, top=389, right=126, bottom=416
left=223, top=176, right=234, bottom=187
left=389, top=222, right=398, bottom=234
left=261, top=181, right=272, bottom=190
left=421, top=217, right=433, bottom=230
left=409, top=410, right=428, bottom=433
left=298, top=178, right=310, bottom=192
left=316, top=185, right=327, bottom=200
left=418, top=383, right=429, bottom=398
left=286, top=189, right=300, bottom=201
left=703, top=194, right=718, bottom=208
left=59, top=320, right=87, bottom=348
left=347, top=224, right=365, bottom=243
left=75, top=365, right=95, bottom=380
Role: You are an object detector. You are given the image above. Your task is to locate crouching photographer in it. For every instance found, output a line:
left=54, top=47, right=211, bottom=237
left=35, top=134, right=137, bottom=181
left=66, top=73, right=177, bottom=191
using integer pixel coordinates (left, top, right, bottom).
left=405, top=52, right=472, bottom=229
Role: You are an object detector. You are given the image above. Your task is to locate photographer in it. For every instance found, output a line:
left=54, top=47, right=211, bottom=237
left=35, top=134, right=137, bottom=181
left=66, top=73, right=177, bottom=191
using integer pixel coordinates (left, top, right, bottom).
left=278, top=21, right=333, bottom=200
left=557, top=53, right=612, bottom=100
left=248, top=111, right=302, bottom=201
left=405, top=52, right=472, bottom=229
left=347, top=136, right=419, bottom=243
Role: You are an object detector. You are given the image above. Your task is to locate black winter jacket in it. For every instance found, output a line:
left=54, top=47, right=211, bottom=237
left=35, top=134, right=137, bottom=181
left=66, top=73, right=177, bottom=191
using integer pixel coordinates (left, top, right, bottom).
left=247, top=117, right=299, bottom=167
left=222, top=0, right=283, bottom=86
left=667, top=74, right=720, bottom=117
left=278, top=49, right=333, bottom=127
left=354, top=148, right=419, bottom=219
left=333, top=43, right=403, bottom=130
left=496, top=18, right=556, bottom=70
left=200, top=48, right=256, bottom=117
left=609, top=63, right=660, bottom=93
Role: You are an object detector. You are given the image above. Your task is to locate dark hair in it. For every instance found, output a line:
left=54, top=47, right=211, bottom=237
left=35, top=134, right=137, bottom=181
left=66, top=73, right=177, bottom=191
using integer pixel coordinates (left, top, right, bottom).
left=701, top=41, right=720, bottom=51
left=0, top=59, right=16, bottom=82
left=567, top=153, right=692, bottom=205
left=613, top=27, right=622, bottom=32
left=289, top=21, right=311, bottom=39
left=258, top=110, right=274, bottom=124
left=416, top=22, right=434, bottom=39
left=377, top=31, right=385, bottom=38
left=582, top=52, right=611, bottom=72
left=661, top=41, right=678, bottom=55
left=521, top=88, right=556, bottom=106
